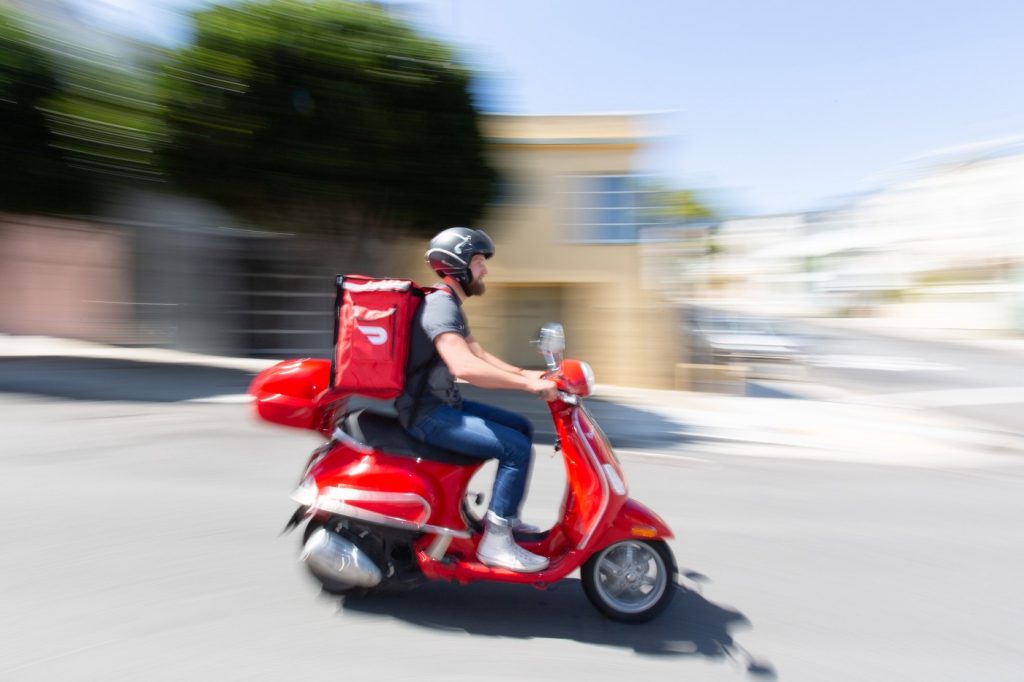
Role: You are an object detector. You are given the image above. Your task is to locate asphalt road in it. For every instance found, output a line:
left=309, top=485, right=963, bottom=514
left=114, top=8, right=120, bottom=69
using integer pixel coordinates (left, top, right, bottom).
left=2, top=386, right=1023, bottom=681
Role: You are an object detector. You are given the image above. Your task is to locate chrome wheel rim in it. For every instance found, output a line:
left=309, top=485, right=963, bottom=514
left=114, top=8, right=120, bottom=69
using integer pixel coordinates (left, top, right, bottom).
left=592, top=541, right=668, bottom=614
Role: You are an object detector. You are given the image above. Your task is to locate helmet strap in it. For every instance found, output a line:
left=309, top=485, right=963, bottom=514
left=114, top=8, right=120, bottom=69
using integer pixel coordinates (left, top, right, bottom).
left=461, top=271, right=476, bottom=297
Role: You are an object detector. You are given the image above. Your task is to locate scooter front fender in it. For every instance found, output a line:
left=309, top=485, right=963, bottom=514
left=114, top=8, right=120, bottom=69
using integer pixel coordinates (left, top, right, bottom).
left=592, top=498, right=674, bottom=549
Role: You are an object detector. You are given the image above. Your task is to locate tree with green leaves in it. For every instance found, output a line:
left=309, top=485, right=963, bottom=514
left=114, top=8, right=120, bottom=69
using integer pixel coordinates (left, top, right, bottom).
left=157, top=0, right=496, bottom=238
left=658, top=188, right=716, bottom=224
left=0, top=8, right=93, bottom=211
left=43, top=46, right=165, bottom=189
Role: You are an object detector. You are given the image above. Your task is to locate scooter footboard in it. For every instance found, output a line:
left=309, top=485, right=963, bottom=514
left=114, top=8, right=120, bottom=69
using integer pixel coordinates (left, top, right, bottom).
left=592, top=498, right=674, bottom=548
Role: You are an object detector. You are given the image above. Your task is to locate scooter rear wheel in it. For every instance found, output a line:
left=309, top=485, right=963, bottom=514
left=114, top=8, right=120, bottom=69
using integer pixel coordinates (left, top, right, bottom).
left=581, top=540, right=676, bottom=622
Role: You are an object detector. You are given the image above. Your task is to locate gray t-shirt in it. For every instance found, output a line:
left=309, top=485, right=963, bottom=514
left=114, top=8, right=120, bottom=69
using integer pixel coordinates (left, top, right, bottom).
left=395, top=285, right=469, bottom=428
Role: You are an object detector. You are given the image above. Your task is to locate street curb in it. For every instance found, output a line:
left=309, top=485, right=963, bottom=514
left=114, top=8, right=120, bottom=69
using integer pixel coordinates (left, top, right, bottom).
left=4, top=334, right=1023, bottom=462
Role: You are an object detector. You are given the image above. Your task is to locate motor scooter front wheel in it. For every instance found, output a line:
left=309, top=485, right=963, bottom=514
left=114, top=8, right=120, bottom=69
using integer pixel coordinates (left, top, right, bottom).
left=581, top=540, right=676, bottom=622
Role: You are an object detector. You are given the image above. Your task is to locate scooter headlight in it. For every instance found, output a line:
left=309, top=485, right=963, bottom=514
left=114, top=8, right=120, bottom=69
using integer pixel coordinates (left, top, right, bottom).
left=560, top=359, right=595, bottom=398
left=581, top=362, right=595, bottom=395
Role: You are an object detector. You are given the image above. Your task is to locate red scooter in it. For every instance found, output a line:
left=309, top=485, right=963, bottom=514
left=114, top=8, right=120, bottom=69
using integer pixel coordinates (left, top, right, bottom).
left=249, top=324, right=677, bottom=621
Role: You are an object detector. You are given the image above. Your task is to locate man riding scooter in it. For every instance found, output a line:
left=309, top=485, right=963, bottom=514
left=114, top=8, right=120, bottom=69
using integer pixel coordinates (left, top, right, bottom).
left=251, top=233, right=679, bottom=618
left=395, top=227, right=558, bottom=572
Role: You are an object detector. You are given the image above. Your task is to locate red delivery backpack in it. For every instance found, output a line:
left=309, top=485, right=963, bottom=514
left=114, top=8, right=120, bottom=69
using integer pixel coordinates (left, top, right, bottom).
left=330, top=274, right=431, bottom=399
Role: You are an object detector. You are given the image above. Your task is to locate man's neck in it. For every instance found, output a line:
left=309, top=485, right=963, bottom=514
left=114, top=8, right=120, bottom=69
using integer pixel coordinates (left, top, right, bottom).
left=442, top=277, right=466, bottom=301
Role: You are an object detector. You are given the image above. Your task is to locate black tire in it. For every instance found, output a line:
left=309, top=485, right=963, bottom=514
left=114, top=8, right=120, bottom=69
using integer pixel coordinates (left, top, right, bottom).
left=581, top=540, right=677, bottom=622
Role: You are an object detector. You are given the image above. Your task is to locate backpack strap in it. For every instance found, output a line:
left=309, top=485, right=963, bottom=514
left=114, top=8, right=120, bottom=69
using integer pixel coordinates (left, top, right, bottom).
left=329, top=274, right=345, bottom=389
left=406, top=283, right=458, bottom=428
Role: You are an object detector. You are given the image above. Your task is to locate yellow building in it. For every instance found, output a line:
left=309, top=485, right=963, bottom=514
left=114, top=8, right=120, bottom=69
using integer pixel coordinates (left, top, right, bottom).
left=396, top=114, right=681, bottom=389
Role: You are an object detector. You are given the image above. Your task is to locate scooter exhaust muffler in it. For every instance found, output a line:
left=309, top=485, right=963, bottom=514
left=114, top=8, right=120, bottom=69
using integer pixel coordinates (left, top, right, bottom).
left=300, top=527, right=383, bottom=589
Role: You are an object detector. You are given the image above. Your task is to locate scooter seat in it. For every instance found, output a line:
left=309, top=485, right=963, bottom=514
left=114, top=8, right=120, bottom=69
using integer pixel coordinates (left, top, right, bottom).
left=341, top=409, right=483, bottom=467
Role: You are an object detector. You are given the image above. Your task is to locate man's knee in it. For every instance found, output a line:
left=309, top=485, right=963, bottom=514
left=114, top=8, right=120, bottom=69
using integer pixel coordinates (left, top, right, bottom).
left=495, top=407, right=533, bottom=441
left=503, top=433, right=533, bottom=467
left=508, top=410, right=533, bottom=440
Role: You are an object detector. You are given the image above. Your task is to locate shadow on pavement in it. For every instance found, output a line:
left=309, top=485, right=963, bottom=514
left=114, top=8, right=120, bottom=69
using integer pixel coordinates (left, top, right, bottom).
left=337, top=578, right=775, bottom=677
left=745, top=381, right=802, bottom=399
left=459, top=384, right=692, bottom=449
left=0, top=356, right=256, bottom=402
left=0, top=357, right=696, bottom=450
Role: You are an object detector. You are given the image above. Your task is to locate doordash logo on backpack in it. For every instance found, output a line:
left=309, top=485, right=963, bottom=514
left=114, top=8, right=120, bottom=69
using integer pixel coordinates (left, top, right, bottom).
left=356, top=324, right=389, bottom=346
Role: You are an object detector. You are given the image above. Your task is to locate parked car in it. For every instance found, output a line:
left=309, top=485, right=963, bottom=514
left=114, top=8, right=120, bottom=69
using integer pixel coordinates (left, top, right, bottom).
left=689, top=313, right=805, bottom=377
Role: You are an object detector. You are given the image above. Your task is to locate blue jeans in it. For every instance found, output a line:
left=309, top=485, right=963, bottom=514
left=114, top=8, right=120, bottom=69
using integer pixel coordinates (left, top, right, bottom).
left=407, top=400, right=534, bottom=519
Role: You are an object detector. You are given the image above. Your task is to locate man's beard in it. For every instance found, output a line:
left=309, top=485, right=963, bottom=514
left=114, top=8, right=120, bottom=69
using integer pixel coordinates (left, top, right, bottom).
left=467, top=278, right=486, bottom=297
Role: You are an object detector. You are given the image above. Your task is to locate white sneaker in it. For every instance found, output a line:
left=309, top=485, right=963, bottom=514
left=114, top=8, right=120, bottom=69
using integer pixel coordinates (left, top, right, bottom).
left=477, top=512, right=549, bottom=573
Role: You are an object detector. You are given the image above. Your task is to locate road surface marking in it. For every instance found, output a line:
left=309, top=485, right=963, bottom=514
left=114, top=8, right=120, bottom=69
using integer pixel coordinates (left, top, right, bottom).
left=0, top=639, right=119, bottom=675
left=805, top=354, right=963, bottom=372
left=868, top=385, right=1024, bottom=408
left=616, top=449, right=711, bottom=464
left=187, top=394, right=254, bottom=404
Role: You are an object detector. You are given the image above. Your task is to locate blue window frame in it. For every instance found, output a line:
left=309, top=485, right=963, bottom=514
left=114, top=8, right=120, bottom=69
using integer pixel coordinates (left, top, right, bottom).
left=562, top=174, right=664, bottom=243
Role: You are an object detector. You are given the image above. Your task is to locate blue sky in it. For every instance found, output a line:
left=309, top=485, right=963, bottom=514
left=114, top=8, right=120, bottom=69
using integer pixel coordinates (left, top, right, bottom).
left=411, top=0, right=1024, bottom=216
left=74, top=0, right=1024, bottom=217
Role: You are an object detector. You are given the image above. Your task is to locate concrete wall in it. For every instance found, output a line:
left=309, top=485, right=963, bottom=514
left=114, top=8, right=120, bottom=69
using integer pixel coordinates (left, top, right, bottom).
left=0, top=214, right=133, bottom=343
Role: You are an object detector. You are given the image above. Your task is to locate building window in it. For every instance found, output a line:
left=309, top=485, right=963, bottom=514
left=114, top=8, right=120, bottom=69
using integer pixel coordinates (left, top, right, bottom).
left=562, top=174, right=664, bottom=243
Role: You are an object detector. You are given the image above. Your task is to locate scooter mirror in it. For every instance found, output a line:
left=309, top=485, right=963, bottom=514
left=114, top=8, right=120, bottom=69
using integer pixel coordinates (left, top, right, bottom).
left=536, top=322, right=565, bottom=371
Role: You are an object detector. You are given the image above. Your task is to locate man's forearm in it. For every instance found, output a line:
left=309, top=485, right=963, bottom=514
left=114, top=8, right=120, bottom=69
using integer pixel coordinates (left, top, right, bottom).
left=468, top=337, right=525, bottom=375
left=455, top=354, right=535, bottom=390
left=479, top=349, right=524, bottom=375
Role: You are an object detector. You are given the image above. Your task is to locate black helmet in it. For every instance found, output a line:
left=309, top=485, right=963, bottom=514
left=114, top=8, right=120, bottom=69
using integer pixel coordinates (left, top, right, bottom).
left=425, top=227, right=494, bottom=293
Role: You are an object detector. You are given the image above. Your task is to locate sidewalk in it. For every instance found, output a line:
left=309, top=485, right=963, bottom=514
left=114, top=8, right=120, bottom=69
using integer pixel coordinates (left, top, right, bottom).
left=697, top=301, right=1024, bottom=355
left=2, top=333, right=1022, bottom=468
left=589, top=384, right=1024, bottom=467
left=794, top=315, right=1024, bottom=356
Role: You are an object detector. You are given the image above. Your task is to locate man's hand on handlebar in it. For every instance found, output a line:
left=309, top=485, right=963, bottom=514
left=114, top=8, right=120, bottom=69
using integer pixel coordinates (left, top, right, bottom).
left=526, top=377, right=559, bottom=401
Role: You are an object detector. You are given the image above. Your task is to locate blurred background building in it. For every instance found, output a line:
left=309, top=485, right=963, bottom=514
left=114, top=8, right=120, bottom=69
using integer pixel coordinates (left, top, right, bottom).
left=0, top=108, right=690, bottom=389
left=393, top=113, right=683, bottom=388
left=3, top=0, right=1024, bottom=392
left=679, top=139, right=1024, bottom=334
